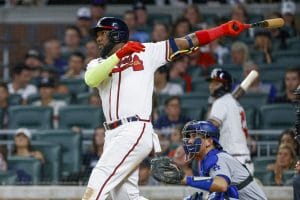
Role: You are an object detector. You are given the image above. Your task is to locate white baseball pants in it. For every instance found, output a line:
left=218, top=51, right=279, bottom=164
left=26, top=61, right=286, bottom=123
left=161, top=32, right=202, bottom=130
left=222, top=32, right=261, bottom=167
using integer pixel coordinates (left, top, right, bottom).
left=82, top=121, right=153, bottom=200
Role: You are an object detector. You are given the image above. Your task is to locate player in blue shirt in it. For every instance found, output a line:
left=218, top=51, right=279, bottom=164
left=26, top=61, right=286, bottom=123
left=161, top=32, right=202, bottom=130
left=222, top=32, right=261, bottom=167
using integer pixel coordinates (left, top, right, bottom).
left=181, top=120, right=267, bottom=200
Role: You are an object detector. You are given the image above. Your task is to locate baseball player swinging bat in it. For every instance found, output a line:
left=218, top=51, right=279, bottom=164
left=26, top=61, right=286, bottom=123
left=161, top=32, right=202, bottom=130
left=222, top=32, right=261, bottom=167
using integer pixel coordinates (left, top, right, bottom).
left=232, top=70, right=259, bottom=99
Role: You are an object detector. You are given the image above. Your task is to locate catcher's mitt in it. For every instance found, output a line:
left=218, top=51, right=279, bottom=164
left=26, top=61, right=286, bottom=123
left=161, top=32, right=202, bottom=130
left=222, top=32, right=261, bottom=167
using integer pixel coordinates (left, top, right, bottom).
left=150, top=157, right=184, bottom=184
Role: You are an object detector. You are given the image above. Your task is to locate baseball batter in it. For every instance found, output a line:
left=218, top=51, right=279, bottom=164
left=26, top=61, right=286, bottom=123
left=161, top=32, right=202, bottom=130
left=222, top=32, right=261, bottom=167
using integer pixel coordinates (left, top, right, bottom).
left=83, top=17, right=248, bottom=200
left=207, top=69, right=254, bottom=174
left=181, top=120, right=267, bottom=200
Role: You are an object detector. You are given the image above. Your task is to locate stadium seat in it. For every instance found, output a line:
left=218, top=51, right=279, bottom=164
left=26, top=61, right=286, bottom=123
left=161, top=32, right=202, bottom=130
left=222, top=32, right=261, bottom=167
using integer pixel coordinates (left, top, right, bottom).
left=243, top=106, right=256, bottom=129
left=287, top=37, right=300, bottom=50
left=28, top=93, right=72, bottom=105
left=238, top=93, right=268, bottom=110
left=258, top=104, right=295, bottom=129
left=0, top=171, right=17, bottom=185
left=180, top=92, right=209, bottom=108
left=253, top=156, right=276, bottom=172
left=8, top=106, right=53, bottom=129
left=76, top=92, right=91, bottom=104
left=0, top=108, right=3, bottom=128
left=8, top=94, right=22, bottom=106
left=58, top=105, right=103, bottom=129
left=53, top=93, right=72, bottom=104
left=272, top=50, right=300, bottom=64
left=186, top=66, right=202, bottom=78
left=7, top=156, right=42, bottom=185
left=259, top=67, right=286, bottom=81
left=35, top=130, right=81, bottom=177
left=59, top=79, right=88, bottom=94
left=27, top=93, right=41, bottom=104
left=32, top=142, right=62, bottom=184
left=191, top=78, right=210, bottom=94
left=181, top=106, right=204, bottom=120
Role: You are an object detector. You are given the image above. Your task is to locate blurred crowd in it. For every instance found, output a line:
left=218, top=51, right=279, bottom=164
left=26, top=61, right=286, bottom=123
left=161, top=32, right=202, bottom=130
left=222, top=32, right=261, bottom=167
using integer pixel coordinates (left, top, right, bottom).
left=0, top=0, right=299, bottom=190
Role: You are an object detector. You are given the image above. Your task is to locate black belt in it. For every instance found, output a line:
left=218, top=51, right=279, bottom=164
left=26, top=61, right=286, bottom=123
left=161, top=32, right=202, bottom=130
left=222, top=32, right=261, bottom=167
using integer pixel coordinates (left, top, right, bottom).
left=103, top=115, right=150, bottom=130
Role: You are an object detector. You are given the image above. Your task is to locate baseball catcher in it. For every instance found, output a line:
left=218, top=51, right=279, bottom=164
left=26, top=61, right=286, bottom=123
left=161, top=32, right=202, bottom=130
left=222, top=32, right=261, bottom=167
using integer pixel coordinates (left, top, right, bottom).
left=151, top=120, right=267, bottom=200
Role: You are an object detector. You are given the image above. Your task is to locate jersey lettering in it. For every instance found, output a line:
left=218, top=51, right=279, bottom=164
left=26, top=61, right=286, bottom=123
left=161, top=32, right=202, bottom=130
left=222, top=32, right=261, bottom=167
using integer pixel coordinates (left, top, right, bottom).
left=240, top=111, right=248, bottom=138
left=112, top=55, right=144, bottom=73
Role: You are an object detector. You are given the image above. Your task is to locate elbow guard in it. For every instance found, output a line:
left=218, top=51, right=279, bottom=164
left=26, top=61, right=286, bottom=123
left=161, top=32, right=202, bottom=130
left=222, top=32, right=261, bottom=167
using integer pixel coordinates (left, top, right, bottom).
left=84, top=54, right=120, bottom=88
left=186, top=176, right=213, bottom=191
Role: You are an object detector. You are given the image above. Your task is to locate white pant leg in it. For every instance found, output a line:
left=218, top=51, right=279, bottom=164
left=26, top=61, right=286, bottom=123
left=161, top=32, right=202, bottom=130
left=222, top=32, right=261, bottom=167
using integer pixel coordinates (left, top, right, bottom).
left=110, top=168, right=148, bottom=200
left=82, top=122, right=153, bottom=200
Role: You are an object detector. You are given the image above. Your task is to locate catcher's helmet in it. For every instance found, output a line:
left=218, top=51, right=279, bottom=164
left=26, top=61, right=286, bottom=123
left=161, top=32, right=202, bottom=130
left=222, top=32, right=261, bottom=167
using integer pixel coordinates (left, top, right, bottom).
left=90, top=17, right=129, bottom=43
left=182, top=120, right=221, bottom=158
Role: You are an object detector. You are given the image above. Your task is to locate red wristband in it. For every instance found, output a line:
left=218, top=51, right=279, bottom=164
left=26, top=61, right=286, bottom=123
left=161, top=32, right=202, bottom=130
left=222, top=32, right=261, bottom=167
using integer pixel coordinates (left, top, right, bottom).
left=195, top=26, right=225, bottom=46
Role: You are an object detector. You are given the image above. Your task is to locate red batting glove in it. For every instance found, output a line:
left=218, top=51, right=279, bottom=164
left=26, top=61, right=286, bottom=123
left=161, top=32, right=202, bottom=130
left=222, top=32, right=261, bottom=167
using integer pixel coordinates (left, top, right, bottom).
left=220, top=20, right=250, bottom=37
left=116, top=41, right=145, bottom=59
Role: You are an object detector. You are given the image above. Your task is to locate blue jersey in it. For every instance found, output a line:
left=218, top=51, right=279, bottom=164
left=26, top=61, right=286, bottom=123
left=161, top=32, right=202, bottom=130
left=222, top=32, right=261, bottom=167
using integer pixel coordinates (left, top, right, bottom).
left=198, top=149, right=267, bottom=200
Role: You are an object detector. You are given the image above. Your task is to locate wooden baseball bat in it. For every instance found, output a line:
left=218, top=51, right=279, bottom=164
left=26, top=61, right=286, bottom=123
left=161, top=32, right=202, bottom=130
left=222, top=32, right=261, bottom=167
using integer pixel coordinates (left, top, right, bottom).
left=247, top=18, right=285, bottom=29
left=232, top=70, right=259, bottom=100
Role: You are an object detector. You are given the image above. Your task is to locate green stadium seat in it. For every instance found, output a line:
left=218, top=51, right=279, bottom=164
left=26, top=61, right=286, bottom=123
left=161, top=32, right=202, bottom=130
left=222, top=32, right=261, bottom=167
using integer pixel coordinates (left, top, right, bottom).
left=35, top=130, right=81, bottom=177
left=60, top=79, right=88, bottom=94
left=53, top=93, right=72, bottom=104
left=287, top=37, right=300, bottom=50
left=76, top=92, right=91, bottom=104
left=191, top=78, right=209, bottom=94
left=8, top=106, right=53, bottom=129
left=244, top=106, right=256, bottom=129
left=0, top=171, right=17, bottom=185
left=186, top=66, right=202, bottom=78
left=253, top=156, right=276, bottom=172
left=272, top=50, right=300, bottom=64
left=8, top=156, right=42, bottom=185
left=32, top=142, right=62, bottom=184
left=8, top=94, right=22, bottom=106
left=181, top=106, right=204, bottom=120
left=259, top=67, right=286, bottom=81
left=238, top=93, right=268, bottom=110
left=0, top=108, right=3, bottom=128
left=28, top=93, right=72, bottom=105
left=258, top=104, right=295, bottom=129
left=58, top=105, right=103, bottom=129
left=27, top=93, right=40, bottom=104
left=180, top=92, right=209, bottom=108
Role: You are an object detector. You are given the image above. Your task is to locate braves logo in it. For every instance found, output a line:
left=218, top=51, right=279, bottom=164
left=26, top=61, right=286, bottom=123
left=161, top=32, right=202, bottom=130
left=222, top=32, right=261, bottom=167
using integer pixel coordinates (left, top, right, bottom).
left=111, top=55, right=144, bottom=74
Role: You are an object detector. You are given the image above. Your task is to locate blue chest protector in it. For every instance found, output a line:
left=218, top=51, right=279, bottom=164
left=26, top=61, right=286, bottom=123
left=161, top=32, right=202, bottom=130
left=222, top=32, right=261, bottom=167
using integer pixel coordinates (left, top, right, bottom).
left=199, top=149, right=239, bottom=200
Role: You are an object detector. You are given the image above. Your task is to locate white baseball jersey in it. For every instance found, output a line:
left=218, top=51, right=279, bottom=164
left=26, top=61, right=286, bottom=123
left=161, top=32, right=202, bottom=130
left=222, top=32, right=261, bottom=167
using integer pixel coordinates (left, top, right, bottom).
left=209, top=93, right=250, bottom=155
left=84, top=41, right=168, bottom=200
left=87, top=41, right=168, bottom=122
